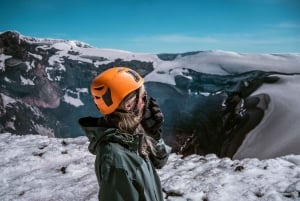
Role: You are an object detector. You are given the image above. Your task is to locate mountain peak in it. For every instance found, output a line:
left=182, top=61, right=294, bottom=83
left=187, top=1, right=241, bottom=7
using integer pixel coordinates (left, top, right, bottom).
left=0, top=30, right=92, bottom=48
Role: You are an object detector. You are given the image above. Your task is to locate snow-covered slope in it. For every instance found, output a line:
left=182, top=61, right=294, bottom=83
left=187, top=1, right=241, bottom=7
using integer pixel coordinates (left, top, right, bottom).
left=1, top=133, right=299, bottom=201
left=235, top=74, right=300, bottom=159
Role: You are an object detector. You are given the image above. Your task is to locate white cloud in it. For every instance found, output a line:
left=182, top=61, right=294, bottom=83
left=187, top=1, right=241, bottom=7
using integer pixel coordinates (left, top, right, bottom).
left=74, top=30, right=300, bottom=53
left=278, top=22, right=300, bottom=29
left=272, top=22, right=300, bottom=29
left=132, top=31, right=300, bottom=45
left=133, top=34, right=219, bottom=43
left=127, top=31, right=300, bottom=53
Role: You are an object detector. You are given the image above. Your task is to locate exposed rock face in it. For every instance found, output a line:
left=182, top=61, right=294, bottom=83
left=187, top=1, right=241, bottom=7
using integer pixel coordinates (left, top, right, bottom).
left=0, top=31, right=154, bottom=138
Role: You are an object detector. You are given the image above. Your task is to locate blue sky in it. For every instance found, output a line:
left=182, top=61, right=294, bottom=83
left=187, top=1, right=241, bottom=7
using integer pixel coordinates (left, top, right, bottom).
left=1, top=0, right=300, bottom=53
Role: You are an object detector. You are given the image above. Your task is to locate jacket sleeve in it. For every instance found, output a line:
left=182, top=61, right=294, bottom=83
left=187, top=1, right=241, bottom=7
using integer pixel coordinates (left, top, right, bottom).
left=149, top=138, right=172, bottom=169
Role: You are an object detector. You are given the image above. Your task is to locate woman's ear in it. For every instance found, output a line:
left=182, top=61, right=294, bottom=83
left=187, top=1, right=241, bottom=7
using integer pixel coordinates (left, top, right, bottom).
left=124, top=101, right=134, bottom=111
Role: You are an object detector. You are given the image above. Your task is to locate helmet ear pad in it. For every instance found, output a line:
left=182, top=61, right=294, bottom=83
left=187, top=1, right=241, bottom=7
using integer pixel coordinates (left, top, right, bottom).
left=90, top=67, right=144, bottom=115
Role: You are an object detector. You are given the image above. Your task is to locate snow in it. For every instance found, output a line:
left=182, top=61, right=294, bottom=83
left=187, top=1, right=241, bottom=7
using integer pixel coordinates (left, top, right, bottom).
left=234, top=75, right=300, bottom=159
left=63, top=94, right=84, bottom=107
left=1, top=133, right=299, bottom=201
left=28, top=52, right=43, bottom=60
left=0, top=93, right=16, bottom=107
left=20, top=75, right=35, bottom=85
left=33, top=124, right=55, bottom=138
left=47, top=41, right=159, bottom=71
left=62, top=88, right=88, bottom=107
left=0, top=53, right=12, bottom=71
left=160, top=154, right=300, bottom=201
left=5, top=122, right=15, bottom=131
left=0, top=133, right=97, bottom=201
left=4, top=76, right=12, bottom=83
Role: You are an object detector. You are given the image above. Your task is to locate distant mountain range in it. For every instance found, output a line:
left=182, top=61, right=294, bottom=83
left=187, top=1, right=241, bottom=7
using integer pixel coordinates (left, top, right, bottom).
left=1, top=30, right=300, bottom=159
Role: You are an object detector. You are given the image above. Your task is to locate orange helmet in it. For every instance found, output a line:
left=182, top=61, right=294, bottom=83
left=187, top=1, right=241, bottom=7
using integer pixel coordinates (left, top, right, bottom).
left=90, top=67, right=144, bottom=114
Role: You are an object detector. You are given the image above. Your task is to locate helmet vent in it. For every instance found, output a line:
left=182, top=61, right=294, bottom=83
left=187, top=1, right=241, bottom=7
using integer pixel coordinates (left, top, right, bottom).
left=94, top=86, right=104, bottom=91
left=126, top=70, right=140, bottom=82
left=102, top=88, right=113, bottom=106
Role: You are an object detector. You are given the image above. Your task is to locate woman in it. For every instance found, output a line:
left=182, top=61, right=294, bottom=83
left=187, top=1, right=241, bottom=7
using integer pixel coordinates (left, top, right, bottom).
left=79, top=67, right=171, bottom=201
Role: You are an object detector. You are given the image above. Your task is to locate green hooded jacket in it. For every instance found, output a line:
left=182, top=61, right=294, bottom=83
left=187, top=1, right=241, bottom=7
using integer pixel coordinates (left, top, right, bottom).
left=79, top=117, right=171, bottom=201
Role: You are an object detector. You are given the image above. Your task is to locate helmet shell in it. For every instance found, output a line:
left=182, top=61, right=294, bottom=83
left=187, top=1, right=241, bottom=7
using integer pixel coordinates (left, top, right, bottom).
left=90, top=67, right=144, bottom=114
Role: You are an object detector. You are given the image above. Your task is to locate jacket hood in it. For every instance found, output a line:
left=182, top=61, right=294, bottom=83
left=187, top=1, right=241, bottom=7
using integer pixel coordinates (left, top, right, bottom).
left=78, top=116, right=141, bottom=154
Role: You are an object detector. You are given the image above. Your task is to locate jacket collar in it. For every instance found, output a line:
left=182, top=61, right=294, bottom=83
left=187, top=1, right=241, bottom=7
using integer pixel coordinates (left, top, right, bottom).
left=100, top=128, right=142, bottom=152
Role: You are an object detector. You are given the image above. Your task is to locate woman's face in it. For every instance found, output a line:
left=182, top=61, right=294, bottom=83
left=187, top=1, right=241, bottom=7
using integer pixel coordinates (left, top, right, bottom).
left=136, top=86, right=147, bottom=112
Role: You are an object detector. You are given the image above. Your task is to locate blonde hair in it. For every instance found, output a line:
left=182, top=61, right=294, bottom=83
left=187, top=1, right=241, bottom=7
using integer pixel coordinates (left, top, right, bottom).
left=104, top=85, right=156, bottom=157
